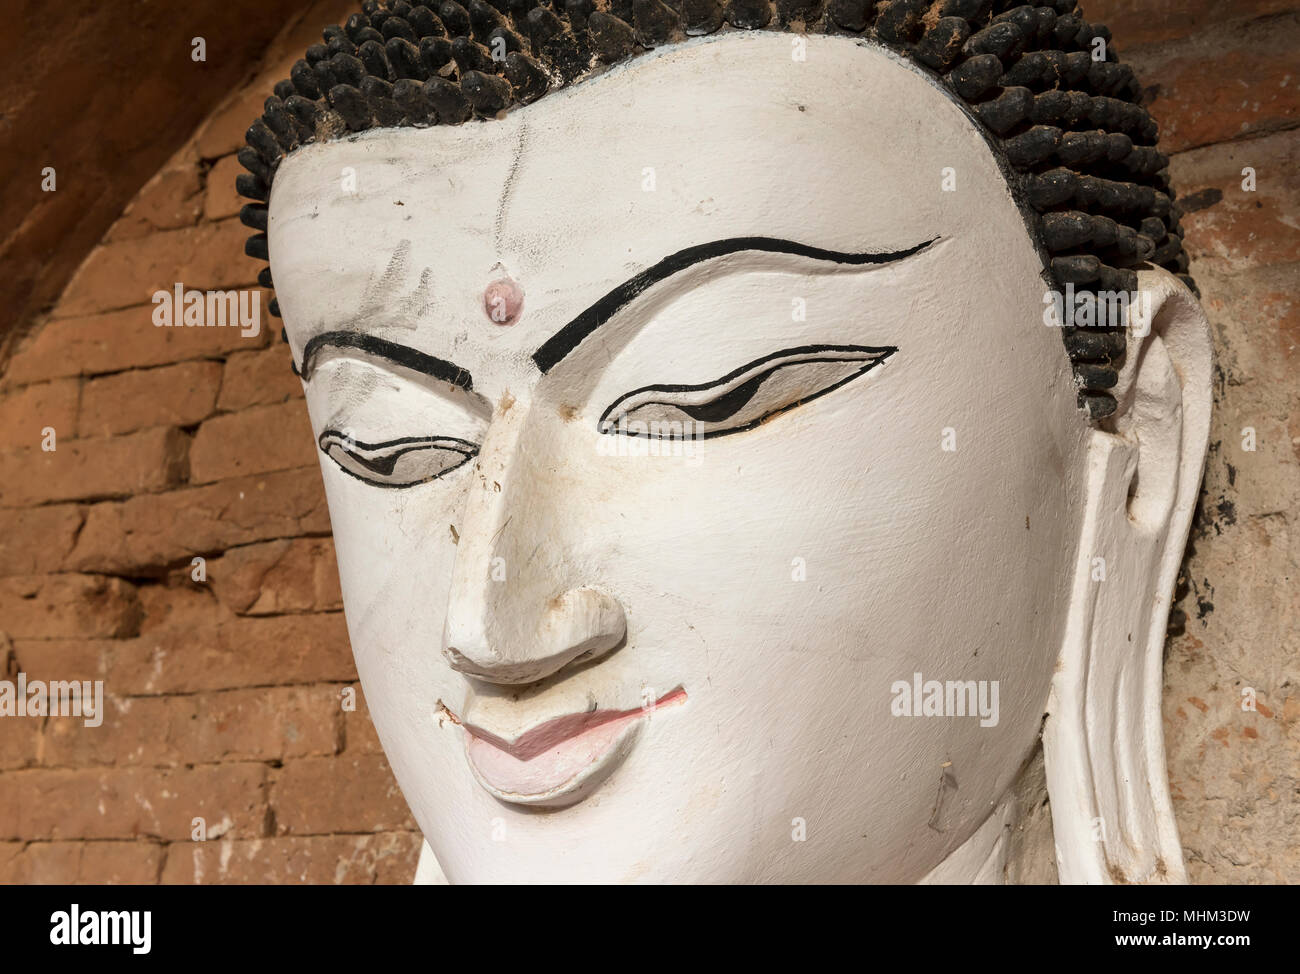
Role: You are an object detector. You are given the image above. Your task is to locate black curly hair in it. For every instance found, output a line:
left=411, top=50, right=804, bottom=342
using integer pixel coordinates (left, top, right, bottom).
left=237, top=0, right=1195, bottom=420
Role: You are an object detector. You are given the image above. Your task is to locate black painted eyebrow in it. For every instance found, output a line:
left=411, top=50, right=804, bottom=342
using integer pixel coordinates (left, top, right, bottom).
left=294, top=331, right=473, bottom=390
left=531, top=235, right=938, bottom=374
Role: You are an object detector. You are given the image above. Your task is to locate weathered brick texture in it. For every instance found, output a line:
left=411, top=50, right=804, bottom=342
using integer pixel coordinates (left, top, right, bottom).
left=68, top=467, right=332, bottom=576
left=78, top=361, right=223, bottom=439
left=1092, top=0, right=1300, bottom=883
left=0, top=0, right=417, bottom=886
left=1123, top=13, right=1300, bottom=154
left=0, top=0, right=1293, bottom=886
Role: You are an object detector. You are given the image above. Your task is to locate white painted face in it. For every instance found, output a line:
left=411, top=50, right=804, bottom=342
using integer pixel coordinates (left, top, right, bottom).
left=269, top=32, right=1093, bottom=882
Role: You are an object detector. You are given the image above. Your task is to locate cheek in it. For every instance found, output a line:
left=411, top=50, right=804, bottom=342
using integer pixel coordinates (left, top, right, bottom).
left=567, top=373, right=1068, bottom=727
left=319, top=461, right=465, bottom=674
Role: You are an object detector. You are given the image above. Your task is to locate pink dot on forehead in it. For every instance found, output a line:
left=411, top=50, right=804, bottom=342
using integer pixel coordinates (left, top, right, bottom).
left=484, top=277, right=524, bottom=326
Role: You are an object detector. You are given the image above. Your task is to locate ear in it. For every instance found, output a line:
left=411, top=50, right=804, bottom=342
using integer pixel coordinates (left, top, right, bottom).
left=1042, top=267, right=1214, bottom=884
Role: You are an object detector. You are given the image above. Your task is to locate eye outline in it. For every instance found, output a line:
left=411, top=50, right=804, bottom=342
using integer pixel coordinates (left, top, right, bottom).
left=596, top=343, right=897, bottom=440
left=318, top=429, right=479, bottom=488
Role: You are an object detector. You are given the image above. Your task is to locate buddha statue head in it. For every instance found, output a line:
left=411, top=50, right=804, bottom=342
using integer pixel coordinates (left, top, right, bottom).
left=238, top=0, right=1213, bottom=883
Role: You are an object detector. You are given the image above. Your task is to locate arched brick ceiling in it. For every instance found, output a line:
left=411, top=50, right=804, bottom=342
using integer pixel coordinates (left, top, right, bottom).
left=0, top=0, right=317, bottom=359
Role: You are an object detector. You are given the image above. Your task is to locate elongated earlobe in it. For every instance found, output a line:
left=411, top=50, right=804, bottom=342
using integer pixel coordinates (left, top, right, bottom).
left=1043, top=266, right=1213, bottom=884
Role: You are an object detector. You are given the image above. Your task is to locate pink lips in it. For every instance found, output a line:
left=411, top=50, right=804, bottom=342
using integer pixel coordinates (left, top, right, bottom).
left=460, top=688, right=687, bottom=803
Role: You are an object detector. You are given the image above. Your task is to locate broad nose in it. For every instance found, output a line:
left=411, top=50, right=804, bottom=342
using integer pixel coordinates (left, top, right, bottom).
left=441, top=398, right=626, bottom=685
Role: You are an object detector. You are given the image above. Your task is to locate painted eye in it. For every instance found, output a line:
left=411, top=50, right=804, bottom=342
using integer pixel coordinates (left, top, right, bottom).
left=597, top=344, right=896, bottom=439
left=318, top=430, right=478, bottom=487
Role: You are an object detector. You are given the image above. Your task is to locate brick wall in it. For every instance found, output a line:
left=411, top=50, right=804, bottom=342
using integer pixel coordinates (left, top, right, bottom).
left=1102, top=2, right=1300, bottom=883
left=0, top=0, right=421, bottom=884
left=0, top=1, right=1295, bottom=883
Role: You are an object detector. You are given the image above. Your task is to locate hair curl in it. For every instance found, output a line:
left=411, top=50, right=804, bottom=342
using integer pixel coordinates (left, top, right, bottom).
left=238, top=0, right=1195, bottom=420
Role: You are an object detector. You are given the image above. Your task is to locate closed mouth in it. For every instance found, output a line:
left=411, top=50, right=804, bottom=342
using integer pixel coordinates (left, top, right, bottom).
left=453, top=687, right=687, bottom=806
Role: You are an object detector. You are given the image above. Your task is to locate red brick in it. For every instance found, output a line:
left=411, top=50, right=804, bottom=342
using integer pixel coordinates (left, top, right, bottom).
left=135, top=583, right=218, bottom=635
left=1088, top=0, right=1296, bottom=50
left=0, top=842, right=79, bottom=883
left=0, top=575, right=141, bottom=640
left=6, top=637, right=112, bottom=767
left=0, top=717, right=42, bottom=771
left=0, top=764, right=269, bottom=841
left=195, top=79, right=286, bottom=163
left=0, top=504, right=84, bottom=577
left=209, top=537, right=342, bottom=615
left=0, top=426, right=188, bottom=508
left=0, top=843, right=17, bottom=877
left=343, top=688, right=385, bottom=755
left=78, top=361, right=222, bottom=438
left=204, top=154, right=245, bottom=223
left=104, top=153, right=203, bottom=243
left=42, top=685, right=341, bottom=768
left=20, top=703, right=108, bottom=769
left=0, top=840, right=165, bottom=884
left=79, top=841, right=165, bottom=883
left=10, top=638, right=113, bottom=684
left=1173, top=128, right=1300, bottom=269
left=0, top=379, right=80, bottom=450
left=160, top=831, right=421, bottom=884
left=190, top=400, right=316, bottom=484
left=270, top=754, right=416, bottom=835
left=182, top=685, right=342, bottom=763
left=4, top=303, right=271, bottom=385
left=260, top=0, right=359, bottom=76
left=111, top=610, right=355, bottom=695
left=1129, top=15, right=1300, bottom=154
left=189, top=0, right=352, bottom=160
left=216, top=344, right=304, bottom=412
left=37, top=694, right=168, bottom=770
left=56, top=219, right=261, bottom=319
left=67, top=466, right=331, bottom=575
left=1192, top=260, right=1300, bottom=370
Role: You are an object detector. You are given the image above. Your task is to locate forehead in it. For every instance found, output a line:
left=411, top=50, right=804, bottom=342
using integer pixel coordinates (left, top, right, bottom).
left=268, top=31, right=1026, bottom=359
